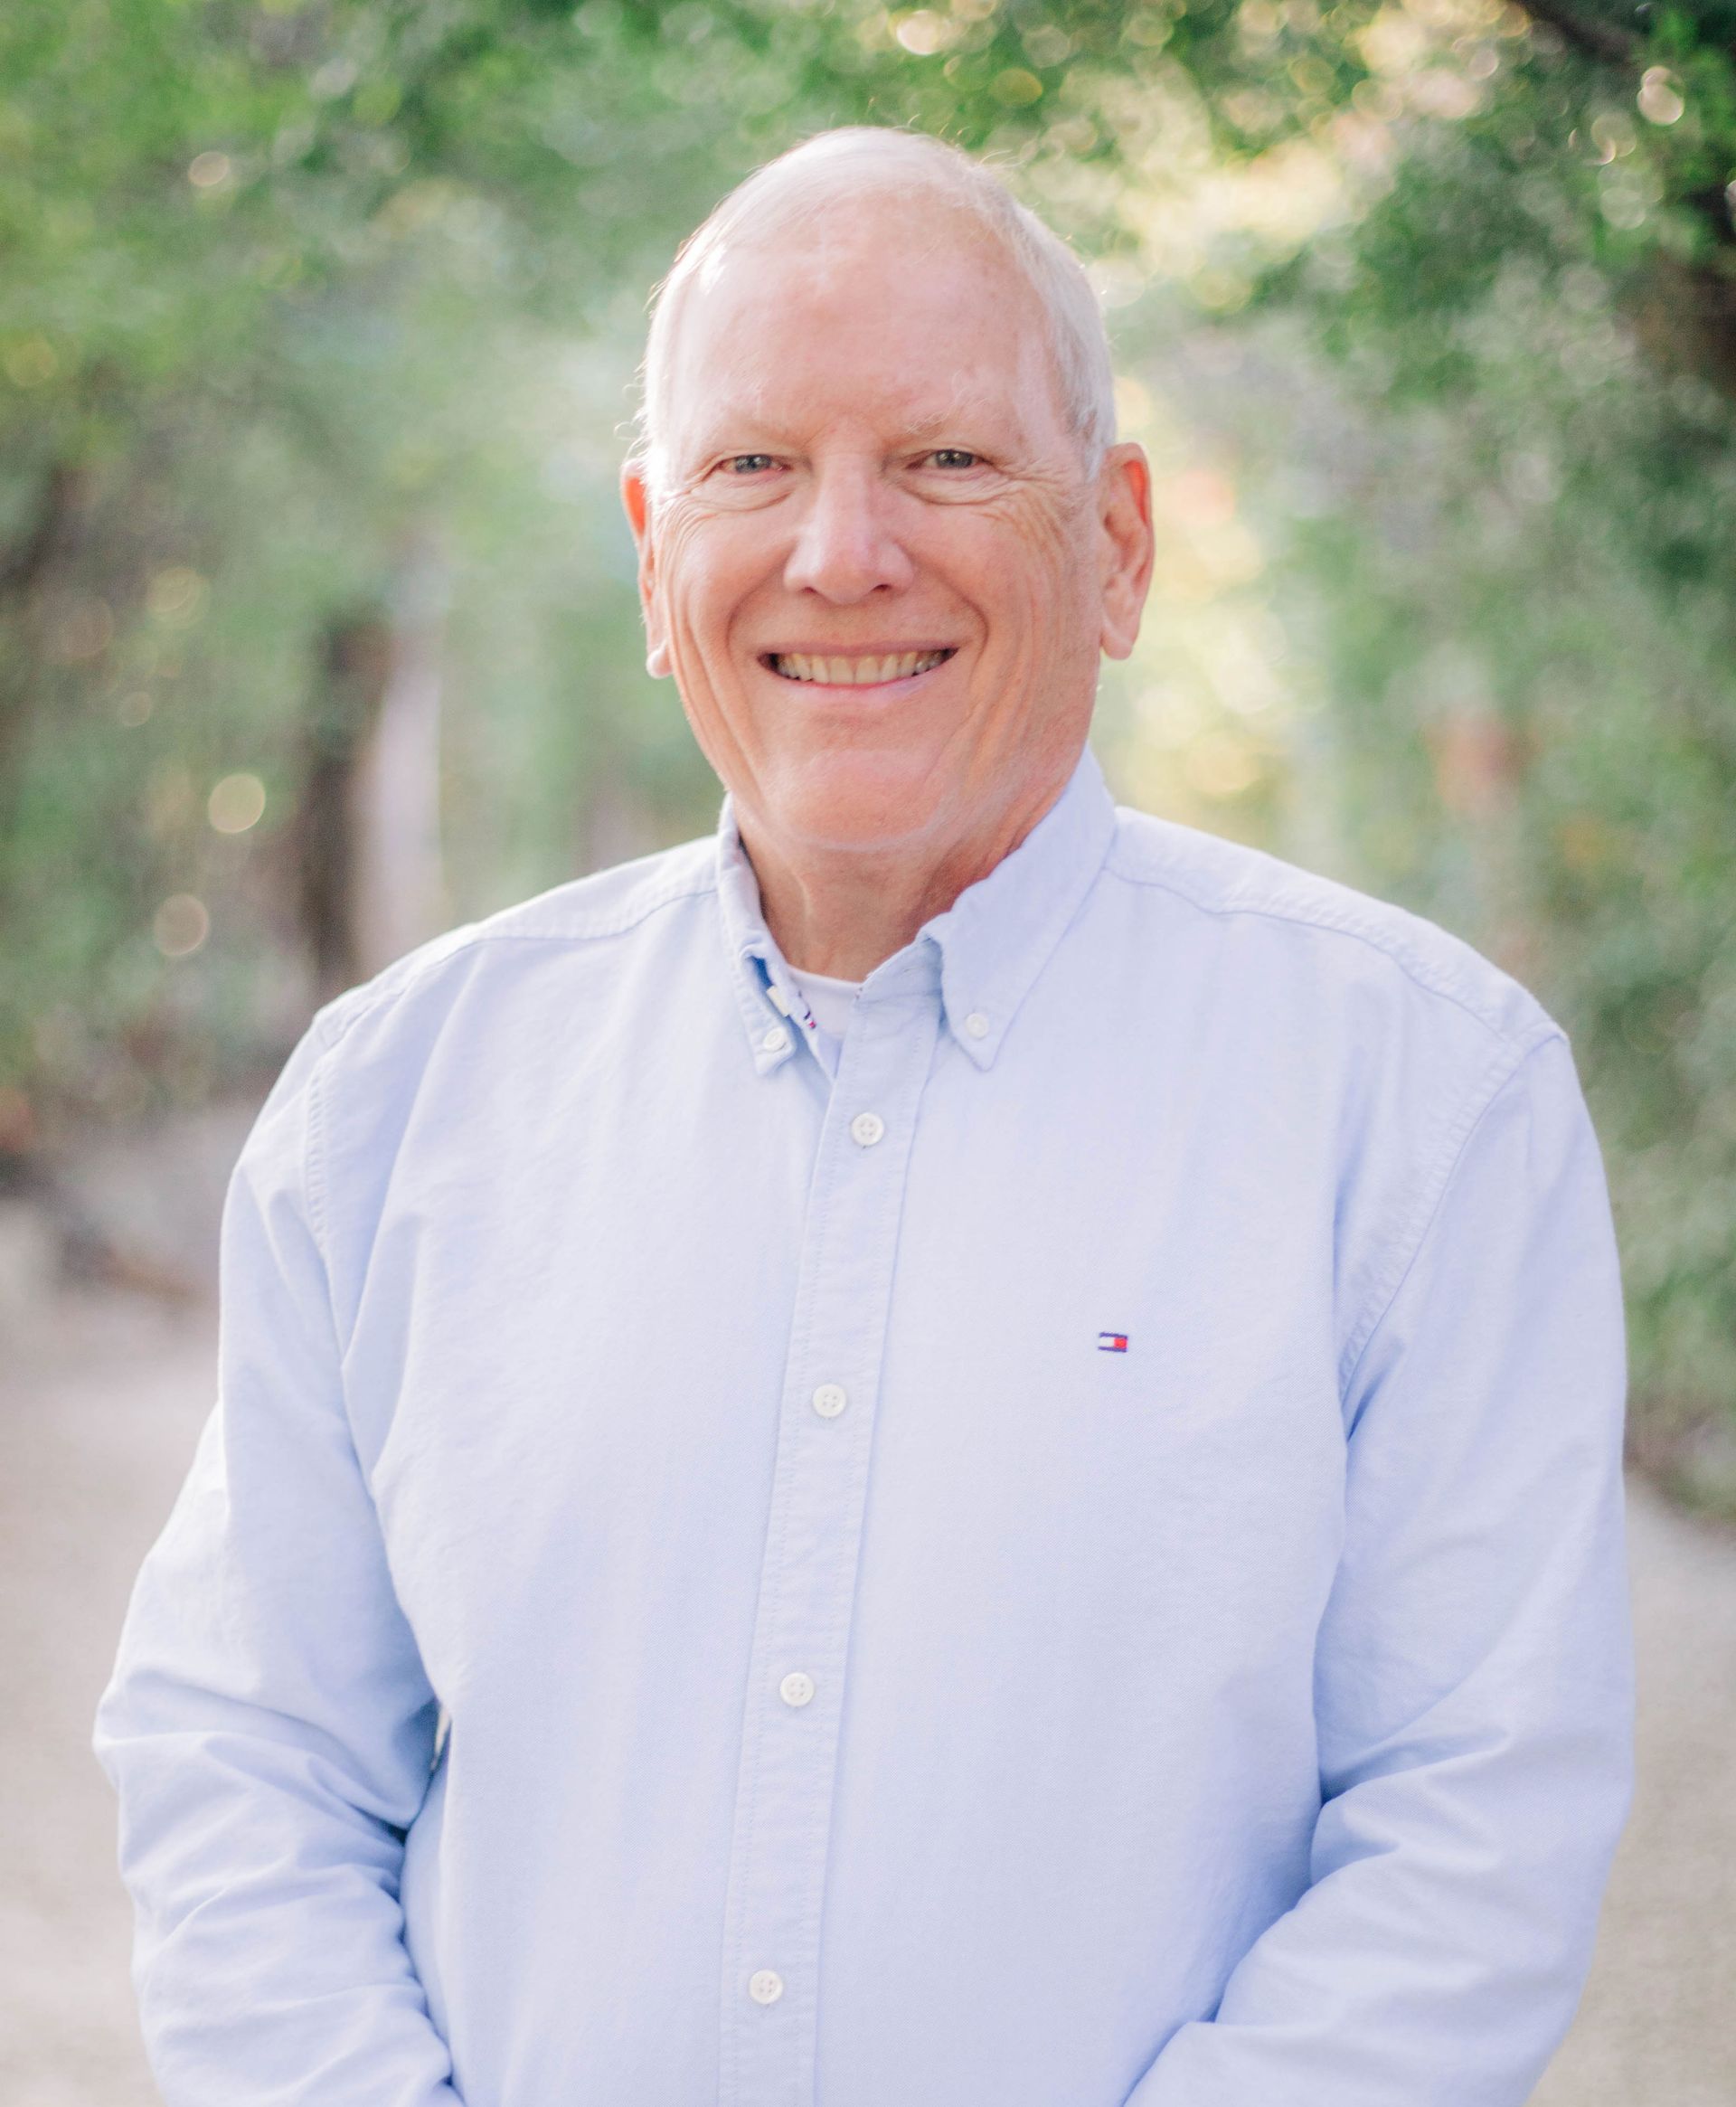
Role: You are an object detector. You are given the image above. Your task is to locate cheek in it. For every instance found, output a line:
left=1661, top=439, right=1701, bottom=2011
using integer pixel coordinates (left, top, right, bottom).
left=967, top=504, right=1097, bottom=661
left=655, top=510, right=766, bottom=665
left=654, top=516, right=786, bottom=771
left=657, top=516, right=722, bottom=644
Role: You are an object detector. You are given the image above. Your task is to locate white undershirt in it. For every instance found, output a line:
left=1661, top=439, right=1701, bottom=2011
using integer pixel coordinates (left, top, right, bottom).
left=789, top=968, right=863, bottom=1042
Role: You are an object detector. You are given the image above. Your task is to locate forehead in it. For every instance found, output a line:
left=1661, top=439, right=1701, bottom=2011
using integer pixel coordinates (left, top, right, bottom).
left=658, top=199, right=1065, bottom=456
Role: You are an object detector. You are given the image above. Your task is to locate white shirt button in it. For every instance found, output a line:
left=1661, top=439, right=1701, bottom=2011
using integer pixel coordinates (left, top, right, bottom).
left=779, top=1670, right=816, bottom=1707
left=749, top=1970, right=784, bottom=2005
left=811, top=1382, right=847, bottom=1418
left=760, top=1025, right=791, bottom=1054
left=964, top=1011, right=989, bottom=1039
left=850, top=1110, right=885, bottom=1147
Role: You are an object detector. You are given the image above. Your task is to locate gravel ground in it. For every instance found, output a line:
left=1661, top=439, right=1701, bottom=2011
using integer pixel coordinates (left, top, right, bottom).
left=3, top=1284, right=1732, bottom=2105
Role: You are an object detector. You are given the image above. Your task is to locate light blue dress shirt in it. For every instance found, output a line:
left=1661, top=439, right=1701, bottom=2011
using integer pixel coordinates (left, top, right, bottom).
left=95, top=743, right=1633, bottom=2107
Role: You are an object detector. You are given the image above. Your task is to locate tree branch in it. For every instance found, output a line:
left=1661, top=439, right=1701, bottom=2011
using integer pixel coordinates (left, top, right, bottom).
left=1517, top=1, right=1641, bottom=67
left=0, top=462, right=89, bottom=603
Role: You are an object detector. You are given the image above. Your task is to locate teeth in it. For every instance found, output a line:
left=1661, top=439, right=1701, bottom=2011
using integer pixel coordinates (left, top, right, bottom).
left=773, top=649, right=949, bottom=684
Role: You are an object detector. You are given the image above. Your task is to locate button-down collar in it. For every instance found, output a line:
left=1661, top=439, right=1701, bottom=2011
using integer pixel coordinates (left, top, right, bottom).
left=715, top=742, right=1118, bottom=1075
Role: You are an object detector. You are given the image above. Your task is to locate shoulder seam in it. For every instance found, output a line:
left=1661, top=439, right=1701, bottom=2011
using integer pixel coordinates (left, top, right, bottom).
left=1104, top=842, right=1551, bottom=1054
left=296, top=866, right=718, bottom=1256
left=312, top=868, right=719, bottom=1054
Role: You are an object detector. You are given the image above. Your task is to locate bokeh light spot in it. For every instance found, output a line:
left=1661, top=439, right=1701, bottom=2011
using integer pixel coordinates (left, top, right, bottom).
left=153, top=894, right=211, bottom=958
left=893, top=11, right=949, bottom=55
left=4, top=336, right=58, bottom=387
left=991, top=67, right=1043, bottom=108
left=208, top=772, right=267, bottom=834
left=1184, top=732, right=1260, bottom=800
left=188, top=151, right=233, bottom=189
left=146, top=568, right=210, bottom=627
left=1023, top=23, right=1073, bottom=67
left=1637, top=68, right=1684, bottom=127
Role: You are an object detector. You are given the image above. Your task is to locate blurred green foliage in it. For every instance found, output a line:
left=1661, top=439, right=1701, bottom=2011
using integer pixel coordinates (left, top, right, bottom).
left=2, top=0, right=1733, bottom=1497
left=1259, top=4, right=1736, bottom=1504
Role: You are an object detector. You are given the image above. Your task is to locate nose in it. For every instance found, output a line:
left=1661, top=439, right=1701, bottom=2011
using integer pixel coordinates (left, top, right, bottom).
left=782, top=460, right=915, bottom=603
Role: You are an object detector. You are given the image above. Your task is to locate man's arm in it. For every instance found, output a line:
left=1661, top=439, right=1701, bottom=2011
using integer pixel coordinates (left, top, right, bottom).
left=93, top=1018, right=462, bottom=2106
left=1126, top=1029, right=1634, bottom=2107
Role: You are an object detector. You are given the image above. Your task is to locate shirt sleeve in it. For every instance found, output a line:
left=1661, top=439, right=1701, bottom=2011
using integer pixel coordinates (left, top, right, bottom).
left=92, top=1016, right=463, bottom=2107
left=1125, top=1028, right=1635, bottom=2107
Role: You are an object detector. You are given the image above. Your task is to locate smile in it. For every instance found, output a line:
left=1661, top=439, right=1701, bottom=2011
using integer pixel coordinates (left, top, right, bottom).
left=764, top=648, right=955, bottom=685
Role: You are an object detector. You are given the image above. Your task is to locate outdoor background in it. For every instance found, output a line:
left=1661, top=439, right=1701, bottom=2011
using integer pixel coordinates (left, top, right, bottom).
left=2, top=1, right=1733, bottom=2102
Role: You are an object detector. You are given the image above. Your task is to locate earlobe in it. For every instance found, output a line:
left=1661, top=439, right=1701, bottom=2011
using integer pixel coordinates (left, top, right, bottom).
left=642, top=591, right=672, bottom=680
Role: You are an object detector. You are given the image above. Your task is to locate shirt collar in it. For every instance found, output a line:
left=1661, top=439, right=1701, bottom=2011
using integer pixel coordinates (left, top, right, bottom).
left=715, top=743, right=1117, bottom=1074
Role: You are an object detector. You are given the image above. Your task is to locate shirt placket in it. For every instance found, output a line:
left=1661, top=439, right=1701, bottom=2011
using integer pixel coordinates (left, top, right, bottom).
left=718, top=966, right=942, bottom=2107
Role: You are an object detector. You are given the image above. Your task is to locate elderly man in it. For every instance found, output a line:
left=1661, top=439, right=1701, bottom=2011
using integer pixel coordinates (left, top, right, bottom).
left=97, top=128, right=1631, bottom=2107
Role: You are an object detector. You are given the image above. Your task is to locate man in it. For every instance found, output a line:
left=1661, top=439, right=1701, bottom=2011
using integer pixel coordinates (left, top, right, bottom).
left=97, top=128, right=1633, bottom=2107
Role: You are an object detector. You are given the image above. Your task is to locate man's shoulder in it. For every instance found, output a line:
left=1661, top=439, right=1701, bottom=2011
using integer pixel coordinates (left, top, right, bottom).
left=1103, top=804, right=1558, bottom=1058
left=308, top=833, right=719, bottom=1057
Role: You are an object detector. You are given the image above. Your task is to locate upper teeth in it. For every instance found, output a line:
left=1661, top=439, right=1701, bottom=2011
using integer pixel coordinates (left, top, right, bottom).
left=771, top=650, right=948, bottom=685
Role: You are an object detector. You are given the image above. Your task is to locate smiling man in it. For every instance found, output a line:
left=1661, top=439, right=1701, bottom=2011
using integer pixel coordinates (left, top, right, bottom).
left=97, top=130, right=1632, bottom=2107
left=619, top=152, right=1137, bottom=987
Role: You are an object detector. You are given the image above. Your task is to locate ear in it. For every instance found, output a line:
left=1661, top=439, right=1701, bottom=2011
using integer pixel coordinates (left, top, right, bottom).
left=620, top=462, right=672, bottom=679
left=1096, top=442, right=1155, bottom=663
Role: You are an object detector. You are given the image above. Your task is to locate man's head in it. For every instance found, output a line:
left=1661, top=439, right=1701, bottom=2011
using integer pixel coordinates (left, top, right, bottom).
left=620, top=128, right=1153, bottom=879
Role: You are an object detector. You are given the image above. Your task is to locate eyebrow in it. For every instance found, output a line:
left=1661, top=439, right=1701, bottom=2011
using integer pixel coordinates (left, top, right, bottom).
left=678, top=396, right=1021, bottom=466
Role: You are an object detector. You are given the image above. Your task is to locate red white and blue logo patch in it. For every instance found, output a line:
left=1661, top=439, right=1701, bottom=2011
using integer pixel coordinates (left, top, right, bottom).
left=1098, top=1332, right=1129, bottom=1354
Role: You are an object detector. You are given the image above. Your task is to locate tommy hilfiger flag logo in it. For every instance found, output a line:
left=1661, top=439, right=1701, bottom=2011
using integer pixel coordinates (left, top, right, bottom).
left=1098, top=1332, right=1129, bottom=1353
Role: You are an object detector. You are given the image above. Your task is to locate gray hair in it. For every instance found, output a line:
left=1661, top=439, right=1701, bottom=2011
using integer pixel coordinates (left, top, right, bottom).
left=632, top=128, right=1117, bottom=495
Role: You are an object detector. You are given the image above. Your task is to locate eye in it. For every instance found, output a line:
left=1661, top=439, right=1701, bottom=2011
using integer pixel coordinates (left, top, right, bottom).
left=927, top=448, right=980, bottom=470
left=723, top=453, right=777, bottom=475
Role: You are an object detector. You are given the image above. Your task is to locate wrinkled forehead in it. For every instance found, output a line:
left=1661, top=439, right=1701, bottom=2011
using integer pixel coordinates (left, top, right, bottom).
left=654, top=198, right=1065, bottom=466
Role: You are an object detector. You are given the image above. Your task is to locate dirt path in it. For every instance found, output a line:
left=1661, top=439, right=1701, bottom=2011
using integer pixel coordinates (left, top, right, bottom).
left=3, top=1286, right=1732, bottom=2104
left=1531, top=1479, right=1736, bottom=2106
left=2, top=1291, right=214, bottom=2107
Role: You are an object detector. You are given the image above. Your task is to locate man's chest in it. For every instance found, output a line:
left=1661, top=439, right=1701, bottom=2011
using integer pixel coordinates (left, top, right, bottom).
left=346, top=1024, right=1350, bottom=1707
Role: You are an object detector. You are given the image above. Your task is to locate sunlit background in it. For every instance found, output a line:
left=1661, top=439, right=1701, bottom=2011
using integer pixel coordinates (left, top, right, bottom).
left=3, top=3, right=1735, bottom=2101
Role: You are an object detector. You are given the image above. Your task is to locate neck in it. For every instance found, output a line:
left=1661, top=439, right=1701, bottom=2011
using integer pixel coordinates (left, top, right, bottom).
left=738, top=774, right=1072, bottom=980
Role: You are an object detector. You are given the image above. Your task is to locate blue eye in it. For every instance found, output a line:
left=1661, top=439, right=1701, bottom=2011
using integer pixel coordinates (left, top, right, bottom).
left=727, top=454, right=775, bottom=474
left=929, top=449, right=979, bottom=469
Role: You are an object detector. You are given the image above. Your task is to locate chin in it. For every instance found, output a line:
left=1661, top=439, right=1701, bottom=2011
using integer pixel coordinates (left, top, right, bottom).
left=769, top=750, right=955, bottom=855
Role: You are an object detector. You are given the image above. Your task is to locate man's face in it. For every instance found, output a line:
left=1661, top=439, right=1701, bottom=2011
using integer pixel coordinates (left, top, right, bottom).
left=622, top=194, right=1150, bottom=863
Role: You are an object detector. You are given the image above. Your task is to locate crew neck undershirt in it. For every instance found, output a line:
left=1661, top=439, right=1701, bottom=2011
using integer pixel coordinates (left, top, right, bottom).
left=789, top=968, right=863, bottom=1042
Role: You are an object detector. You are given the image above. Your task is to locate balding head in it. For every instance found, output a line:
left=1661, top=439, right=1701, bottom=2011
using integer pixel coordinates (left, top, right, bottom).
left=635, top=128, right=1116, bottom=498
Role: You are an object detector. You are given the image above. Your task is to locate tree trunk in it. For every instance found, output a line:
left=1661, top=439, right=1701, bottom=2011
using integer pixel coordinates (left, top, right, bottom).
left=0, top=462, right=93, bottom=846
left=299, top=610, right=390, bottom=1004
left=297, top=531, right=450, bottom=1003
left=348, top=530, right=449, bottom=981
